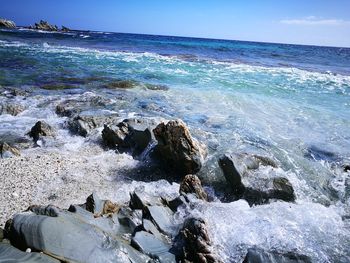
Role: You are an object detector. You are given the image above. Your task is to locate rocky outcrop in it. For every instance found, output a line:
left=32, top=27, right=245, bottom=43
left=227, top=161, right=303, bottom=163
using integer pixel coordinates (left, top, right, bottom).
left=61, top=26, right=70, bottom=32
left=27, top=121, right=55, bottom=143
left=219, top=153, right=295, bottom=205
left=0, top=102, right=25, bottom=116
left=31, top=20, right=58, bottom=31
left=179, top=174, right=208, bottom=201
left=0, top=19, right=16, bottom=29
left=152, top=120, right=207, bottom=176
left=105, top=79, right=139, bottom=89
left=243, top=247, right=311, bottom=263
left=173, top=218, right=221, bottom=263
left=102, top=118, right=156, bottom=156
left=0, top=142, right=20, bottom=158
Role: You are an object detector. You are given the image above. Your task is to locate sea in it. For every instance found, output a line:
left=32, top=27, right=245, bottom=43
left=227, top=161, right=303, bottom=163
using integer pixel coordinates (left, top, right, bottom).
left=0, top=28, right=350, bottom=262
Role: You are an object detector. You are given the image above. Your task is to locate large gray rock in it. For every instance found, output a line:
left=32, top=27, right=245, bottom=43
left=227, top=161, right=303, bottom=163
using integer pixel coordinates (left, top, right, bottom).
left=27, top=121, right=55, bottom=143
left=152, top=119, right=207, bottom=176
left=243, top=248, right=311, bottom=263
left=102, top=118, right=155, bottom=156
left=5, top=205, right=152, bottom=263
left=143, top=205, right=176, bottom=236
left=0, top=102, right=24, bottom=116
left=179, top=174, right=208, bottom=201
left=0, top=18, right=16, bottom=28
left=0, top=242, right=60, bottom=263
left=218, top=153, right=295, bottom=205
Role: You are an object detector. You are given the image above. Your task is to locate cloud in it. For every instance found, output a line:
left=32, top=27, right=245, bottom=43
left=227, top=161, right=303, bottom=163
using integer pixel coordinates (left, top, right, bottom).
left=280, top=16, right=350, bottom=26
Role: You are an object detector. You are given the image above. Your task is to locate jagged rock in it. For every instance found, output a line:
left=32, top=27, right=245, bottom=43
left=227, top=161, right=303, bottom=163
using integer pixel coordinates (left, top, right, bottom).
left=179, top=174, right=208, bottom=201
left=173, top=218, right=221, bottom=263
left=218, top=153, right=295, bottom=205
left=243, top=248, right=311, bottom=263
left=0, top=102, right=25, bottom=116
left=31, top=20, right=58, bottom=31
left=163, top=196, right=188, bottom=212
left=131, top=231, right=176, bottom=262
left=0, top=132, right=32, bottom=150
left=0, top=18, right=16, bottom=28
left=0, top=142, right=20, bottom=158
left=152, top=119, right=207, bottom=176
left=27, top=121, right=55, bottom=143
left=143, top=205, right=175, bottom=236
left=102, top=118, right=155, bottom=156
left=4, top=205, right=151, bottom=263
left=129, top=191, right=163, bottom=210
left=61, top=25, right=70, bottom=32
left=0, top=242, right=60, bottom=263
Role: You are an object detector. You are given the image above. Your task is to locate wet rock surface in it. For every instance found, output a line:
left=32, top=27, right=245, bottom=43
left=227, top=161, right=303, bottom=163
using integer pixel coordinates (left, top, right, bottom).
left=179, top=174, right=208, bottom=201
left=243, top=247, right=312, bottom=263
left=153, top=119, right=207, bottom=176
left=27, top=121, right=55, bottom=144
left=219, top=153, right=295, bottom=205
left=0, top=142, right=20, bottom=158
left=0, top=101, right=25, bottom=116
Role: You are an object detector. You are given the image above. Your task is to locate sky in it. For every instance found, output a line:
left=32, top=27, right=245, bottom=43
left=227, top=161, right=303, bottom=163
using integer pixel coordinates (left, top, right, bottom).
left=1, top=0, right=350, bottom=47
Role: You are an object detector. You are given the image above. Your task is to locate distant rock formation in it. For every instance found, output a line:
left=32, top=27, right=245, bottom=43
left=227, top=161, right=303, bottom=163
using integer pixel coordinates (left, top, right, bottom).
left=30, top=20, right=58, bottom=31
left=0, top=18, right=16, bottom=29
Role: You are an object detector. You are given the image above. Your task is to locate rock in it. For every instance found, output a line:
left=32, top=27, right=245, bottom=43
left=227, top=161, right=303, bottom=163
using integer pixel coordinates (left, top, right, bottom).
left=304, top=145, right=340, bottom=163
left=173, top=218, right=221, bottom=263
left=0, top=18, right=16, bottom=29
left=131, top=231, right=176, bottom=262
left=218, top=153, right=295, bottom=205
left=61, top=25, right=70, bottom=32
left=5, top=205, right=152, bottom=263
left=163, top=196, right=188, bottom=212
left=82, top=193, right=120, bottom=217
left=0, top=142, right=20, bottom=158
left=343, top=164, right=350, bottom=172
left=129, top=191, right=163, bottom=210
left=0, top=242, right=60, bottom=263
left=27, top=121, right=55, bottom=143
left=145, top=83, right=169, bottom=91
left=105, top=79, right=139, bottom=89
left=152, top=119, right=207, bottom=176
left=179, top=174, right=208, bottom=201
left=0, top=132, right=32, bottom=150
left=102, top=118, right=155, bottom=156
left=0, top=102, right=25, bottom=116
left=41, top=83, right=76, bottom=90
left=143, top=205, right=175, bottom=236
left=243, top=247, right=311, bottom=263
left=31, top=20, right=58, bottom=31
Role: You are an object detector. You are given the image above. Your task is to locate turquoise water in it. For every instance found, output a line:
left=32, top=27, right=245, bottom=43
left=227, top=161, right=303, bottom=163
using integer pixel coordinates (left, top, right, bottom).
left=1, top=29, right=350, bottom=262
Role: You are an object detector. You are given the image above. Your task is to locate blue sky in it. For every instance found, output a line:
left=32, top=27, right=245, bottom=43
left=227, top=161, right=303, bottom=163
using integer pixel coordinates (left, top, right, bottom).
left=1, top=0, right=350, bottom=47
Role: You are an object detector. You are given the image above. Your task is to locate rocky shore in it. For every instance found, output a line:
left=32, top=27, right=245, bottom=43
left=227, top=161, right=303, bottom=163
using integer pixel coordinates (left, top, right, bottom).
left=0, top=17, right=71, bottom=32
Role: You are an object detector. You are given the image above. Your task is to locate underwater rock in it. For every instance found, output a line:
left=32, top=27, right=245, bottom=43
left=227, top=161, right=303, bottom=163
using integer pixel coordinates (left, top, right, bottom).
left=27, top=121, right=55, bottom=143
left=0, top=142, right=20, bottom=158
left=153, top=119, right=207, bottom=176
left=0, top=18, right=16, bottom=28
left=173, top=217, right=221, bottom=263
left=0, top=101, right=25, bottom=116
left=218, top=153, right=295, bottom=205
left=105, top=79, right=139, bottom=89
left=243, top=247, right=311, bottom=263
left=179, top=174, right=208, bottom=201
left=304, top=145, right=340, bottom=163
left=144, top=83, right=170, bottom=91
left=102, top=118, right=155, bottom=156
left=0, top=242, right=60, bottom=263
left=31, top=20, right=58, bottom=31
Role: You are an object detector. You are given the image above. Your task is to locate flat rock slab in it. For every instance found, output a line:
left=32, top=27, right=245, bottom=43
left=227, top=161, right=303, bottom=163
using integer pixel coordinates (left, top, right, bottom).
left=243, top=248, right=312, bottom=263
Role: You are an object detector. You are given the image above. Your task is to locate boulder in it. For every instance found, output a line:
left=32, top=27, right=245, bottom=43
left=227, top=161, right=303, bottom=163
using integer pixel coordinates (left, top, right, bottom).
left=152, top=120, right=207, bottom=176
left=0, top=142, right=20, bottom=158
left=243, top=247, right=311, bottom=263
left=0, top=102, right=24, bottom=116
left=0, top=18, right=16, bottom=29
left=179, top=174, right=208, bottom=201
left=218, top=153, right=295, bottom=205
left=31, top=20, right=58, bottom=31
left=102, top=118, right=155, bottom=156
left=173, top=218, right=221, bottom=263
left=27, top=121, right=55, bottom=143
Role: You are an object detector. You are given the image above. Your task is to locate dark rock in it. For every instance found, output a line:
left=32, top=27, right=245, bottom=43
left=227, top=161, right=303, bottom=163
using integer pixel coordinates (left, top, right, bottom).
left=31, top=20, right=58, bottom=31
left=117, top=207, right=143, bottom=234
left=61, top=25, right=70, bottom=32
left=0, top=18, right=16, bottom=29
left=163, top=196, right=188, bottom=212
left=304, top=145, right=340, bottom=163
left=243, top=247, right=311, bottom=263
left=105, top=79, right=139, bottom=89
left=102, top=118, right=155, bottom=156
left=173, top=218, right=221, bottom=263
left=343, top=164, right=350, bottom=172
left=179, top=174, right=208, bottom=201
left=145, top=83, right=170, bottom=91
left=218, top=153, right=295, bottom=205
left=27, top=121, right=55, bottom=143
left=0, top=242, right=60, bottom=263
left=131, top=231, right=176, bottom=262
left=5, top=204, right=151, bottom=263
left=143, top=205, right=175, bottom=236
left=152, top=119, right=207, bottom=176
left=129, top=190, right=163, bottom=210
left=84, top=193, right=105, bottom=214
left=0, top=142, right=20, bottom=158
left=0, top=102, right=25, bottom=116
left=41, top=83, right=76, bottom=90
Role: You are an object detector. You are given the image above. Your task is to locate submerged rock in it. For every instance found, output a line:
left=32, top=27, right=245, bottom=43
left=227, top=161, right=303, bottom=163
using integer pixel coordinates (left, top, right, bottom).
left=31, top=20, right=58, bottom=31
left=102, top=118, right=155, bottom=156
left=144, top=83, right=170, bottom=91
left=179, top=174, right=208, bottom=201
left=152, top=119, right=207, bottom=176
left=105, top=79, right=139, bottom=89
left=0, top=102, right=25, bottom=116
left=243, top=247, right=311, bottom=263
left=27, top=121, right=55, bottom=143
left=218, top=153, right=295, bottom=205
left=0, top=18, right=16, bottom=29
left=173, top=218, right=221, bottom=263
